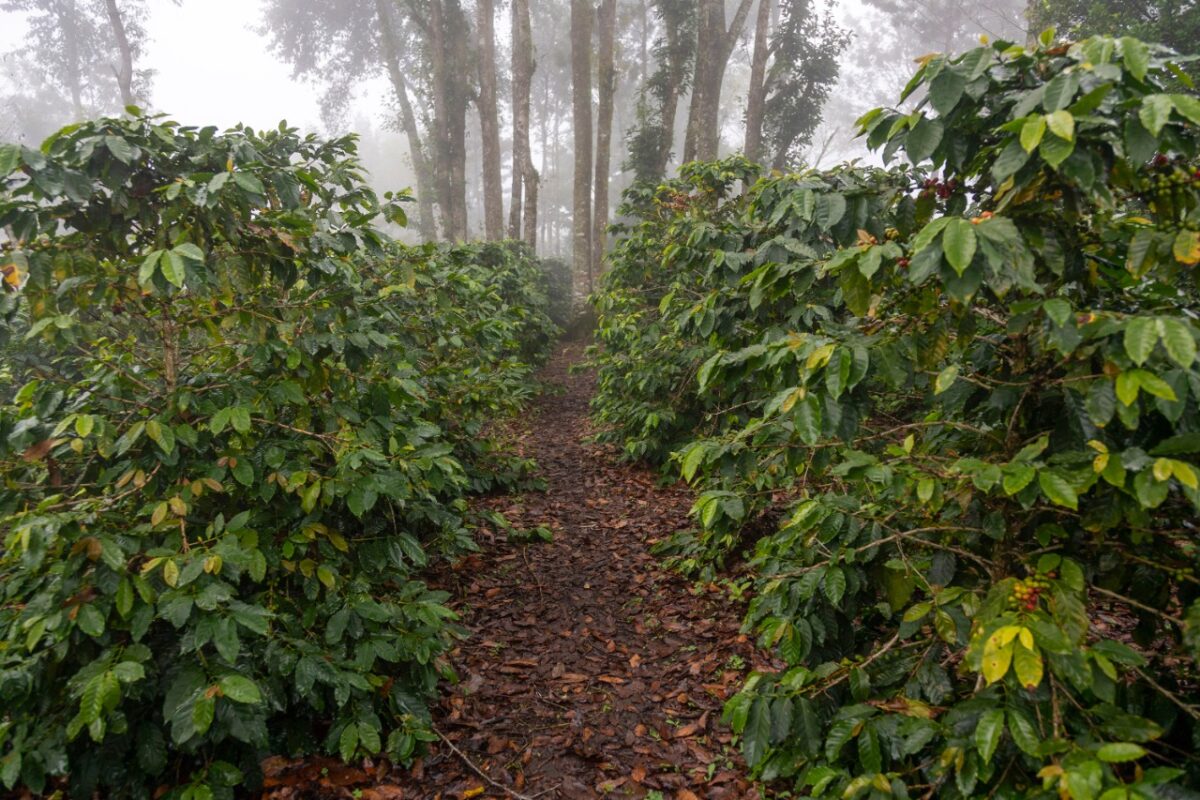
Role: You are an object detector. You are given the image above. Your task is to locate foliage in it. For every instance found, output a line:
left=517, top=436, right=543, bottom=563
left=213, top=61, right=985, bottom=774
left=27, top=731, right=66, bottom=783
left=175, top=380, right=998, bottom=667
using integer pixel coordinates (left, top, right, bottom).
left=1031, top=1, right=1200, bottom=57
left=0, top=116, right=552, bottom=797
left=592, top=32, right=1200, bottom=798
left=623, top=0, right=697, bottom=184
left=0, top=0, right=155, bottom=141
left=760, top=0, right=851, bottom=170
left=538, top=256, right=575, bottom=328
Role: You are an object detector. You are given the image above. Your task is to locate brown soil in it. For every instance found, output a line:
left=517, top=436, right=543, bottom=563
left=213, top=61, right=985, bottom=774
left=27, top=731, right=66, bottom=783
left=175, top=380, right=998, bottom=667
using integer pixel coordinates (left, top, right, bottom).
left=261, top=343, right=768, bottom=799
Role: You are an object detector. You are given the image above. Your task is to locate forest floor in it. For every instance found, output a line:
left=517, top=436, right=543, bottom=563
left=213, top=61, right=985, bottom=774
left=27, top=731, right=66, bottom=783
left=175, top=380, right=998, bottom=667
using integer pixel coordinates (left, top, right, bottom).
left=262, top=342, right=770, bottom=799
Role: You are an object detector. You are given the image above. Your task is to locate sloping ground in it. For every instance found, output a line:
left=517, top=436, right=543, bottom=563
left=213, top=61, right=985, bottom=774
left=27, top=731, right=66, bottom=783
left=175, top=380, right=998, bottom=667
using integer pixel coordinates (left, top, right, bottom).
left=262, top=343, right=770, bottom=799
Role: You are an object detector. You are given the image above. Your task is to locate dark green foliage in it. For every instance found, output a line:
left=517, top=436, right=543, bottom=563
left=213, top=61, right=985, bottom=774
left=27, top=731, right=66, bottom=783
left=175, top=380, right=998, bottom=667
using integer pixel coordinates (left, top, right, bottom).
left=537, top=256, right=575, bottom=329
left=592, top=33, right=1200, bottom=798
left=623, top=0, right=697, bottom=184
left=1031, top=1, right=1200, bottom=56
left=0, top=116, right=553, bottom=797
left=761, top=0, right=850, bottom=170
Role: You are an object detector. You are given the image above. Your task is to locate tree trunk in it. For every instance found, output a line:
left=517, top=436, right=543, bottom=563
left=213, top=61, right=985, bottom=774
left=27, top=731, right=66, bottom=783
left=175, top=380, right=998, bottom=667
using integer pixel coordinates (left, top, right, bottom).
left=651, top=13, right=691, bottom=178
left=103, top=0, right=135, bottom=108
left=522, top=166, right=539, bottom=249
left=446, top=0, right=470, bottom=240
left=429, top=0, right=471, bottom=241
left=509, top=0, right=536, bottom=244
left=477, top=0, right=503, bottom=240
left=570, top=0, right=594, bottom=290
left=743, top=0, right=770, bottom=162
left=377, top=0, right=436, bottom=241
left=61, top=1, right=85, bottom=116
left=592, top=0, right=616, bottom=278
left=683, top=0, right=755, bottom=162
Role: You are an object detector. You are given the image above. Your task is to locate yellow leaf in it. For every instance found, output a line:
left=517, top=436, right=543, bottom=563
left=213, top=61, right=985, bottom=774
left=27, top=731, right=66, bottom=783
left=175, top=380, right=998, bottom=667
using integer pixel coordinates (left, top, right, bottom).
left=1171, top=460, right=1198, bottom=489
left=162, top=560, right=179, bottom=588
left=168, top=495, right=188, bottom=516
left=1153, top=458, right=1173, bottom=482
left=1018, top=626, right=1034, bottom=650
left=806, top=343, right=836, bottom=370
left=1087, top=439, right=1108, bottom=453
left=982, top=640, right=1014, bottom=684
left=463, top=787, right=485, bottom=798
left=781, top=386, right=805, bottom=414
left=151, top=502, right=168, bottom=526
left=1013, top=642, right=1044, bottom=689
left=1092, top=453, right=1109, bottom=474
left=1, top=262, right=21, bottom=289
left=1174, top=230, right=1200, bottom=265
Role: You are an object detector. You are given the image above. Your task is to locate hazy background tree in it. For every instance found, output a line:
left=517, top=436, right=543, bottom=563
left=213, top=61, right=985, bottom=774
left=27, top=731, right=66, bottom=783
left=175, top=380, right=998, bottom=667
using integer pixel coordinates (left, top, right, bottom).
left=1029, top=0, right=1200, bottom=54
left=8, top=0, right=1194, bottom=289
left=570, top=0, right=593, bottom=288
left=0, top=0, right=153, bottom=139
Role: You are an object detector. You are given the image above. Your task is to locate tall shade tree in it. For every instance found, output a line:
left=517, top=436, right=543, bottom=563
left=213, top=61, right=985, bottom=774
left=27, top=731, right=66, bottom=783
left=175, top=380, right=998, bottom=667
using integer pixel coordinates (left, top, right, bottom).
left=624, top=0, right=696, bottom=183
left=753, top=0, right=849, bottom=169
left=102, top=0, right=135, bottom=107
left=682, top=0, right=756, bottom=162
left=509, top=0, right=538, bottom=246
left=476, top=0, right=504, bottom=240
left=428, top=0, right=472, bottom=240
left=261, top=0, right=439, bottom=240
left=377, top=0, right=437, bottom=241
left=743, top=0, right=771, bottom=162
left=592, top=0, right=617, bottom=276
left=570, top=0, right=593, bottom=287
left=0, top=0, right=151, bottom=139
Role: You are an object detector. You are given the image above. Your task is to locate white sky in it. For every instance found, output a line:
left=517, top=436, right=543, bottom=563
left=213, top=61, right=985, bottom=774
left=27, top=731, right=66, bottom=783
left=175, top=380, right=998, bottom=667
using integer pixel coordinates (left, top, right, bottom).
left=0, top=0, right=326, bottom=132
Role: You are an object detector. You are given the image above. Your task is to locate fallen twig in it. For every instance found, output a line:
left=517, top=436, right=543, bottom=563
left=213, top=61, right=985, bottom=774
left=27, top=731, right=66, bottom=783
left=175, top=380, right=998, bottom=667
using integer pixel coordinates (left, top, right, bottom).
left=433, top=725, right=536, bottom=800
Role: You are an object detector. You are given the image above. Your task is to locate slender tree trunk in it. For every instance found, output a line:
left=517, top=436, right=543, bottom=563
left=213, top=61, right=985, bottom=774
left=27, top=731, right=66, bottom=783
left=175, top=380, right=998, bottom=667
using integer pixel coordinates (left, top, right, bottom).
left=743, top=0, right=771, bottom=162
left=592, top=0, right=616, bottom=277
left=570, top=0, right=594, bottom=290
left=477, top=0, right=503, bottom=240
left=509, top=0, right=536, bottom=245
left=684, top=0, right=756, bottom=162
left=103, top=0, right=135, bottom=108
left=377, top=0, right=437, bottom=240
left=522, top=166, right=539, bottom=249
left=639, top=0, right=649, bottom=82
left=447, top=0, right=470, bottom=239
left=429, top=0, right=452, bottom=238
left=61, top=1, right=85, bottom=116
left=651, top=16, right=691, bottom=178
left=429, top=0, right=470, bottom=240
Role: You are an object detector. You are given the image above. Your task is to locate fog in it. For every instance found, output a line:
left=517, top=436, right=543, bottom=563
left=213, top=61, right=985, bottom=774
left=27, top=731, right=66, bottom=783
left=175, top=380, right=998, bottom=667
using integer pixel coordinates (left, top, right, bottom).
left=1, top=0, right=1193, bottom=264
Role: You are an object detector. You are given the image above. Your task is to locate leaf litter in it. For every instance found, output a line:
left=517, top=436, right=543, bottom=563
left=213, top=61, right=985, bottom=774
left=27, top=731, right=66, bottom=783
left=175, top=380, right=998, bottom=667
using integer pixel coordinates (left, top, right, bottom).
left=261, top=343, right=772, bottom=799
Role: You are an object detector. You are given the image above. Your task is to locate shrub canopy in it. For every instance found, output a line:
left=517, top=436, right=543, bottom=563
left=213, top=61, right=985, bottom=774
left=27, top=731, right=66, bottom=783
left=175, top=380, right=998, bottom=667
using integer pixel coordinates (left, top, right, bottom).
left=0, top=117, right=553, bottom=797
left=591, top=32, right=1200, bottom=798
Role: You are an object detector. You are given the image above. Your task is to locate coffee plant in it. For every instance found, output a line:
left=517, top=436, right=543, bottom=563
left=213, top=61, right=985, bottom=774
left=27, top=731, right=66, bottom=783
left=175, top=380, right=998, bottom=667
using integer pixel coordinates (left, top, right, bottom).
left=0, top=116, right=553, bottom=798
left=592, top=32, right=1200, bottom=798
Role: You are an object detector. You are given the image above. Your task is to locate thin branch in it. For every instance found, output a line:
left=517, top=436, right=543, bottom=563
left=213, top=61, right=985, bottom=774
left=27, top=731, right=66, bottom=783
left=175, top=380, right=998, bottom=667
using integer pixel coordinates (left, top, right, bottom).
left=433, top=726, right=535, bottom=800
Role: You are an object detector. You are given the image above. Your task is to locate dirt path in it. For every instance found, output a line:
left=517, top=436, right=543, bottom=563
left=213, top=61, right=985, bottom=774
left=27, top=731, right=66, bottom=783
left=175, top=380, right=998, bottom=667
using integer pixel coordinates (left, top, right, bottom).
left=266, top=343, right=767, bottom=799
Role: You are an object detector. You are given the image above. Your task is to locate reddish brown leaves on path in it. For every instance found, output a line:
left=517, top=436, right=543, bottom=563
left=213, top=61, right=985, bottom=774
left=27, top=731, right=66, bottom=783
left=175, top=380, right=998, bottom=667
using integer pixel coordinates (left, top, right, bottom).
left=265, top=343, right=768, bottom=799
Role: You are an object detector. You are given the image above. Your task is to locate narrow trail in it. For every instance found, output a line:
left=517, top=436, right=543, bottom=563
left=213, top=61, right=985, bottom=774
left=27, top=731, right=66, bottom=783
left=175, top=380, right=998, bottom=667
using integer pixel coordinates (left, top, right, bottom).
left=397, top=343, right=766, bottom=799
left=262, top=343, right=768, bottom=799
